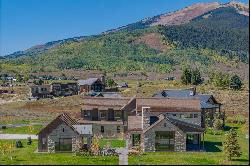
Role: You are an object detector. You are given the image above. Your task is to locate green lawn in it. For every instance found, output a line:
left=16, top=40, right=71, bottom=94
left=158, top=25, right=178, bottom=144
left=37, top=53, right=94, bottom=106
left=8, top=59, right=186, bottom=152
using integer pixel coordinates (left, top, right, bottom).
left=0, top=125, right=44, bottom=134
left=100, top=139, right=125, bottom=148
left=0, top=140, right=118, bottom=165
left=129, top=123, right=249, bottom=165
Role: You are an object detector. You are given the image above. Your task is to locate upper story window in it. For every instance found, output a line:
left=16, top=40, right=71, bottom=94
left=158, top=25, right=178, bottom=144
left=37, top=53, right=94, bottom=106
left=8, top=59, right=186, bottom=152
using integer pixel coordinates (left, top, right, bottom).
left=194, top=114, right=198, bottom=118
left=84, top=110, right=91, bottom=118
left=115, top=111, right=121, bottom=119
left=100, top=112, right=106, bottom=119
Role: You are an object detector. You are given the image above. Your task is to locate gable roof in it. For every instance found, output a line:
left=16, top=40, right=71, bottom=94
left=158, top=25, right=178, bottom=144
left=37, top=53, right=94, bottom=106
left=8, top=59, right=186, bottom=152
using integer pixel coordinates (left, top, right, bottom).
left=137, top=97, right=201, bottom=112
left=78, top=78, right=99, bottom=86
left=81, top=97, right=201, bottom=112
left=167, top=117, right=205, bottom=133
left=37, top=113, right=79, bottom=135
left=143, top=114, right=204, bottom=133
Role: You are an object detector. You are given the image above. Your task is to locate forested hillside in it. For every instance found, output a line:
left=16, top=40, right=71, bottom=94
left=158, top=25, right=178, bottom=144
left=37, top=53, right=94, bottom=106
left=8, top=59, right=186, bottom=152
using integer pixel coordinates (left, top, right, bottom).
left=0, top=2, right=249, bottom=79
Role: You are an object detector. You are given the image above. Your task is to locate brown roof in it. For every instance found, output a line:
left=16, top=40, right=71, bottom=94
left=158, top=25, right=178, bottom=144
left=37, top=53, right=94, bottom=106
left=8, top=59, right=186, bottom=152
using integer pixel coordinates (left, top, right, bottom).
left=37, top=113, right=79, bottom=135
left=81, top=97, right=201, bottom=112
left=78, top=119, right=123, bottom=125
left=81, top=97, right=131, bottom=110
left=136, top=97, right=201, bottom=112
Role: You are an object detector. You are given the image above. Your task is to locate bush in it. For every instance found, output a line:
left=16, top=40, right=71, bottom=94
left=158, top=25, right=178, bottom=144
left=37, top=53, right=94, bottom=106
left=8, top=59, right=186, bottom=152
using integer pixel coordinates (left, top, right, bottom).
left=205, top=128, right=223, bottom=135
left=15, top=140, right=23, bottom=148
left=27, top=137, right=32, bottom=145
left=226, top=116, right=246, bottom=124
left=213, top=119, right=224, bottom=130
left=90, top=135, right=100, bottom=156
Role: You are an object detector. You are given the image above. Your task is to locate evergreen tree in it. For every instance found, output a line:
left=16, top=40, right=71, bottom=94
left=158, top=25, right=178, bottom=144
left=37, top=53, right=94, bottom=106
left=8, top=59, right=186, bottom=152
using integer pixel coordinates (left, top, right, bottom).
left=181, top=68, right=192, bottom=84
left=223, top=129, right=242, bottom=160
left=191, top=68, right=202, bottom=85
left=230, top=75, right=243, bottom=90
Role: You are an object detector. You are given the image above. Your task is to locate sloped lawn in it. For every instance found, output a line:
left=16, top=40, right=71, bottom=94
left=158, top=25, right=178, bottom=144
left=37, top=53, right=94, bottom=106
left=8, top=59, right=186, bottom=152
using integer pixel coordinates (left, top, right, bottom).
left=0, top=140, right=118, bottom=165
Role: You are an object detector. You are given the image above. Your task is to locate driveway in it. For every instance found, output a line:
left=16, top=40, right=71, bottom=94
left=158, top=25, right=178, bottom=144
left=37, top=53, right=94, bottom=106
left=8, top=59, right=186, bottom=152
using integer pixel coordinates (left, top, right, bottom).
left=0, top=134, right=38, bottom=139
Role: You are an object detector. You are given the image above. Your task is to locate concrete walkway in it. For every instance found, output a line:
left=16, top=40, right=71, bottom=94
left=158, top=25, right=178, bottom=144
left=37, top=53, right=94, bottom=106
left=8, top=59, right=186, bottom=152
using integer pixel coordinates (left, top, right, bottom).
left=0, top=134, right=38, bottom=139
left=116, top=140, right=129, bottom=165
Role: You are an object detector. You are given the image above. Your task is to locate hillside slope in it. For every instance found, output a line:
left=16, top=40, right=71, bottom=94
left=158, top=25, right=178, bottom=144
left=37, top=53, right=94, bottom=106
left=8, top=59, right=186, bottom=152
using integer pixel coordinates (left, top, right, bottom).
left=1, top=1, right=249, bottom=79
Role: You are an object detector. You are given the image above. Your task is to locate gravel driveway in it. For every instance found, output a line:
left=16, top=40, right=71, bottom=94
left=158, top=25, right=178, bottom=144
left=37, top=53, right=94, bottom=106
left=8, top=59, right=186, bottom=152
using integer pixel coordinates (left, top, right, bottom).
left=0, top=134, right=38, bottom=139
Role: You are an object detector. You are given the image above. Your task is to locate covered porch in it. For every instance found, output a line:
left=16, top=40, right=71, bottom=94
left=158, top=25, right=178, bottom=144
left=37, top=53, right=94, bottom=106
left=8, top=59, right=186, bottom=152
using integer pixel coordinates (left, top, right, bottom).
left=186, top=132, right=205, bottom=151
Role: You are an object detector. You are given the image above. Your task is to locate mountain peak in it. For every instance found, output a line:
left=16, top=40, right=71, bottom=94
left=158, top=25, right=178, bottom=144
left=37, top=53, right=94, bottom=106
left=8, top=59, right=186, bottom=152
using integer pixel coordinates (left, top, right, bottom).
left=150, top=2, right=221, bottom=26
left=224, top=1, right=249, bottom=16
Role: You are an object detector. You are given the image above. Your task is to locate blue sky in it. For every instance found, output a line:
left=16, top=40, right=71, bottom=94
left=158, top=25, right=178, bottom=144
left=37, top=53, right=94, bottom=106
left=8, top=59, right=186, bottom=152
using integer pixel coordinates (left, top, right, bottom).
left=0, top=0, right=248, bottom=56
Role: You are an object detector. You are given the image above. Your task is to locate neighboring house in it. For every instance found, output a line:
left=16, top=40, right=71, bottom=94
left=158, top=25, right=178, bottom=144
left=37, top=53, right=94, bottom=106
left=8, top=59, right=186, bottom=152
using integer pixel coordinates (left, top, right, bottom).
left=30, top=84, right=52, bottom=98
left=78, top=97, right=131, bottom=139
left=29, top=82, right=78, bottom=98
left=51, top=82, right=78, bottom=97
left=78, top=77, right=105, bottom=93
left=117, top=82, right=128, bottom=88
left=79, top=96, right=205, bottom=152
left=152, top=87, right=223, bottom=127
left=37, top=113, right=92, bottom=153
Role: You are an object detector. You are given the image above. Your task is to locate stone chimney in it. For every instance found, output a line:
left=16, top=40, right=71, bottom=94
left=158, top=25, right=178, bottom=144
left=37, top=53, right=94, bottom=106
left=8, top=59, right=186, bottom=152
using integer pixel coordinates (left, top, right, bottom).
left=142, top=107, right=151, bottom=130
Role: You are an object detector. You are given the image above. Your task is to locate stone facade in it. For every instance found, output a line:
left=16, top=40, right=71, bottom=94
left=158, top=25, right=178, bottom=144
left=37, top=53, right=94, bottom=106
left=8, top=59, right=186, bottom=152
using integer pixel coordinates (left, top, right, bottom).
left=144, top=119, right=186, bottom=152
left=92, top=124, right=124, bottom=139
left=47, top=123, right=82, bottom=153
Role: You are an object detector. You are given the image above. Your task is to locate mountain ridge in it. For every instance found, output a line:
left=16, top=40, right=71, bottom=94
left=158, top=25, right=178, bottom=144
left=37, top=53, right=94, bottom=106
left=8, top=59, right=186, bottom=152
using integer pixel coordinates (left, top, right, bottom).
left=3, top=1, right=249, bottom=58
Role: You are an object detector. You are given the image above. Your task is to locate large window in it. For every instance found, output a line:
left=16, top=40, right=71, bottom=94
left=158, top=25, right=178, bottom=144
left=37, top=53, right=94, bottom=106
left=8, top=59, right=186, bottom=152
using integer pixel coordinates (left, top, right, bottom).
left=55, top=138, right=72, bottom=152
left=84, top=110, right=91, bottom=118
left=100, top=111, right=106, bottom=119
left=155, top=131, right=175, bottom=151
left=115, top=111, right=121, bottom=120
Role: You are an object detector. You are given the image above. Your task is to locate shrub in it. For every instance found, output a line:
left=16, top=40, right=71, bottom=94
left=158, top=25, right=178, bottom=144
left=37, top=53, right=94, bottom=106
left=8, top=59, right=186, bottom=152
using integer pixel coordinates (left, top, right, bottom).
left=229, top=75, right=243, bottom=90
left=226, top=116, right=246, bottom=124
left=15, top=140, right=23, bottom=148
left=213, top=119, right=224, bottom=130
left=27, top=137, right=32, bottom=145
left=90, top=135, right=100, bottom=156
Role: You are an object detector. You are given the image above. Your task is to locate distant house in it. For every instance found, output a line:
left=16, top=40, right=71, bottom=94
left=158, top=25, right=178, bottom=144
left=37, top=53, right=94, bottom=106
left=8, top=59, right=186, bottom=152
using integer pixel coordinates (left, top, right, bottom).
left=37, top=113, right=92, bottom=153
left=51, top=82, right=78, bottom=97
left=152, top=87, right=223, bottom=127
left=30, top=84, right=52, bottom=98
left=78, top=77, right=105, bottom=93
left=117, top=82, right=128, bottom=88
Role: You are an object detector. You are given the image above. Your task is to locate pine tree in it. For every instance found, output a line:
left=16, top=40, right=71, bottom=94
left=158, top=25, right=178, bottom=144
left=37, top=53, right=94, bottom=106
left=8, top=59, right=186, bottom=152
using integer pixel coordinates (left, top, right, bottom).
left=223, top=129, right=242, bottom=160
left=181, top=68, right=192, bottom=84
left=191, top=68, right=202, bottom=85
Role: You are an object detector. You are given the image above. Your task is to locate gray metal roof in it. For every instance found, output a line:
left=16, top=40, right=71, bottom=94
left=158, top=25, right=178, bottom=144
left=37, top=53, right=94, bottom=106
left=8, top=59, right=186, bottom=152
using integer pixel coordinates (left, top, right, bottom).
left=153, top=89, right=220, bottom=109
left=96, top=92, right=122, bottom=98
left=78, top=78, right=99, bottom=86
